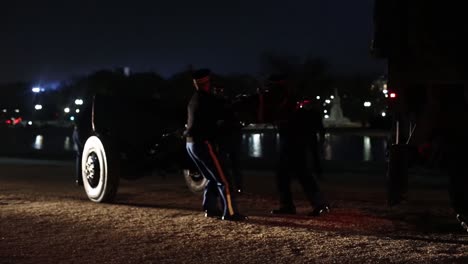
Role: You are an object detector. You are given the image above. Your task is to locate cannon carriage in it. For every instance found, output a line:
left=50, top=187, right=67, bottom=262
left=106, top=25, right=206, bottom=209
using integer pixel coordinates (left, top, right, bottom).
left=75, top=94, right=201, bottom=203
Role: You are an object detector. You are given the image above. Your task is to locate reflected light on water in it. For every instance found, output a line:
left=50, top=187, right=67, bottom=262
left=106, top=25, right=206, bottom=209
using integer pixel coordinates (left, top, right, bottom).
left=323, top=133, right=332, bottom=160
left=64, top=136, right=72, bottom=151
left=275, top=133, right=280, bottom=152
left=248, top=133, right=263, bottom=158
left=33, top=135, right=44, bottom=150
left=363, top=136, right=372, bottom=161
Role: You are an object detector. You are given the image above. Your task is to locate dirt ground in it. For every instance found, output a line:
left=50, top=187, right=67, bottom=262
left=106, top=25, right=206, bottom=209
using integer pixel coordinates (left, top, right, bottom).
left=1, top=162, right=468, bottom=263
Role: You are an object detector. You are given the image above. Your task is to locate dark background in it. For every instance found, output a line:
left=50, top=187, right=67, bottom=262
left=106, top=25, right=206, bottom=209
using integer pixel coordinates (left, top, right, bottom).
left=1, top=0, right=384, bottom=84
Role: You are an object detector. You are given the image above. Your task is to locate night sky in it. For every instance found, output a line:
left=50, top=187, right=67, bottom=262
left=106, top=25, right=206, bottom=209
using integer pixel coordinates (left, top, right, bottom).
left=1, top=0, right=384, bottom=84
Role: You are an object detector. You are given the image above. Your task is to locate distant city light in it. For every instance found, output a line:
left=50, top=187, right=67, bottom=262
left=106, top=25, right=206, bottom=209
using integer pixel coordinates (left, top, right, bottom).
left=28, top=121, right=33, bottom=126
left=383, top=89, right=388, bottom=94
left=324, top=115, right=330, bottom=119
left=64, top=107, right=70, bottom=113
left=381, top=112, right=387, bottom=117
left=385, top=94, right=389, bottom=98
left=325, top=99, right=331, bottom=104
left=2, top=109, right=6, bottom=113
left=316, top=96, right=320, bottom=100
left=32, top=87, right=41, bottom=93
left=76, top=109, right=80, bottom=113
left=330, top=95, right=335, bottom=99
left=74, top=99, right=84, bottom=105
left=324, top=110, right=328, bottom=113
left=363, top=101, right=372, bottom=107
left=34, top=104, right=43, bottom=110
left=70, top=116, right=75, bottom=121
left=14, top=109, right=20, bottom=113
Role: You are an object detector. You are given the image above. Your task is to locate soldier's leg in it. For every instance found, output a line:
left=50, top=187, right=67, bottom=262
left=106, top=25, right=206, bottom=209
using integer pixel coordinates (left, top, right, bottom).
left=294, top=147, right=329, bottom=216
left=218, top=133, right=244, bottom=193
left=309, top=137, right=323, bottom=179
left=186, top=143, right=220, bottom=214
left=229, top=137, right=244, bottom=193
left=272, top=140, right=296, bottom=213
left=189, top=141, right=242, bottom=219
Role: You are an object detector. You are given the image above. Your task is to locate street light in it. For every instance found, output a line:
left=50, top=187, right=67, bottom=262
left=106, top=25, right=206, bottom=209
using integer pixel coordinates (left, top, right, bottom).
left=34, top=104, right=43, bottom=110
left=316, top=96, right=320, bottom=100
left=363, top=102, right=372, bottom=107
left=64, top=107, right=70, bottom=113
left=325, top=99, right=331, bottom=104
left=75, top=99, right=84, bottom=105
left=32, top=87, right=41, bottom=93
left=76, top=109, right=80, bottom=113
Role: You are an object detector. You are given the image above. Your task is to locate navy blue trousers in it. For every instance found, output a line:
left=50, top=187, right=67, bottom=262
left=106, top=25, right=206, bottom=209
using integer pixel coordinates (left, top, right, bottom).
left=186, top=141, right=237, bottom=217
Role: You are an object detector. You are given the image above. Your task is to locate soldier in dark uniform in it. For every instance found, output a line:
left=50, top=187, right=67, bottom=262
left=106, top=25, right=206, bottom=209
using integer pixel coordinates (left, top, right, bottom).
left=185, top=69, right=246, bottom=221
left=267, top=74, right=330, bottom=216
left=301, top=100, right=325, bottom=181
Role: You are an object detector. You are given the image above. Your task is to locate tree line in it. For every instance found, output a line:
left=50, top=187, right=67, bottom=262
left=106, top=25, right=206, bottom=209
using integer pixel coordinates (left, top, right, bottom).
left=0, top=53, right=384, bottom=124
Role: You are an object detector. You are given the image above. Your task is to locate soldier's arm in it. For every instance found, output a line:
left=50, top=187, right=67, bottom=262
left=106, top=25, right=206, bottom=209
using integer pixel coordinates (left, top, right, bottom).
left=184, top=96, right=198, bottom=138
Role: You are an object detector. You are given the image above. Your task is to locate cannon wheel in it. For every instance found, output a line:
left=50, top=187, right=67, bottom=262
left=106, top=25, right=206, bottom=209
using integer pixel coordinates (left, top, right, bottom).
left=183, top=168, right=207, bottom=194
left=81, top=136, right=120, bottom=203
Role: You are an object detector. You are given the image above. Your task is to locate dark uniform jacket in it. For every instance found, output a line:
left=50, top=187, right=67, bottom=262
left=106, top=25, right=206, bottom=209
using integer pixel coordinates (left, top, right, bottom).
left=185, top=90, right=223, bottom=142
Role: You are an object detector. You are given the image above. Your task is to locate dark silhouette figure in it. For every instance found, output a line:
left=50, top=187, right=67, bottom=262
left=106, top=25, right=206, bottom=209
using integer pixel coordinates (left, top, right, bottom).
left=267, top=74, right=330, bottom=216
left=300, top=101, right=325, bottom=180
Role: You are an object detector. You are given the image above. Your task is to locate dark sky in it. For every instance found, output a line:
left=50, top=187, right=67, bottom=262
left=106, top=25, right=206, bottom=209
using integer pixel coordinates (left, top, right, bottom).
left=1, top=0, right=384, bottom=84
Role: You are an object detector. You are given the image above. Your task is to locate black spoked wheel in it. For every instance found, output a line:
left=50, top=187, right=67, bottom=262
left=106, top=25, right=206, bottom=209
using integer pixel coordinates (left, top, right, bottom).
left=183, top=168, right=207, bottom=194
left=82, top=136, right=120, bottom=203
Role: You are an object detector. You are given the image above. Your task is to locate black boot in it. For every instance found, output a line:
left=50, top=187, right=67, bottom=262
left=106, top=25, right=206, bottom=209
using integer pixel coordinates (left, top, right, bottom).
left=308, top=204, right=330, bottom=217
left=204, top=209, right=222, bottom=218
left=456, top=214, right=468, bottom=232
left=221, top=213, right=248, bottom=221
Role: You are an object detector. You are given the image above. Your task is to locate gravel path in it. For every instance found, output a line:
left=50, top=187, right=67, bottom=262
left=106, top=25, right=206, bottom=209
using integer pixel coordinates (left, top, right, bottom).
left=1, top=163, right=467, bottom=263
